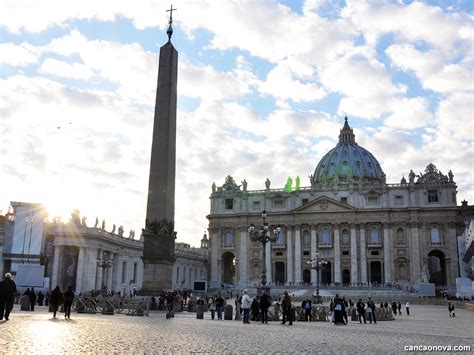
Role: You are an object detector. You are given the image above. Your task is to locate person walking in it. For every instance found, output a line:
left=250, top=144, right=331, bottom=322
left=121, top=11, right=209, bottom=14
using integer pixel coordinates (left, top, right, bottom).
left=250, top=296, right=260, bottom=321
left=215, top=293, right=224, bottom=320
left=260, top=292, right=271, bottom=324
left=397, top=301, right=402, bottom=315
left=0, top=273, right=17, bottom=321
left=391, top=301, right=398, bottom=316
left=63, top=286, right=74, bottom=319
left=405, top=301, right=410, bottom=316
left=448, top=303, right=455, bottom=317
left=29, top=287, right=37, bottom=311
left=367, top=298, right=377, bottom=324
left=37, top=291, right=45, bottom=306
left=302, top=299, right=312, bottom=321
left=241, top=290, right=251, bottom=324
left=356, top=298, right=366, bottom=324
left=209, top=296, right=216, bottom=320
left=50, top=286, right=62, bottom=318
left=281, top=291, right=292, bottom=325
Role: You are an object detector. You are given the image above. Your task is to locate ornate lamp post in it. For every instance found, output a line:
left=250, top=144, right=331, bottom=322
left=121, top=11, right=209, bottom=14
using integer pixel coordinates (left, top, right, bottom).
left=248, top=210, right=281, bottom=294
left=96, top=252, right=114, bottom=292
left=307, top=252, right=328, bottom=304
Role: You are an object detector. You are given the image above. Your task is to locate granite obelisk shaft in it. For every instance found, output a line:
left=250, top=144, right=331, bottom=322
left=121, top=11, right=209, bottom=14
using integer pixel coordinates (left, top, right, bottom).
left=140, top=41, right=178, bottom=294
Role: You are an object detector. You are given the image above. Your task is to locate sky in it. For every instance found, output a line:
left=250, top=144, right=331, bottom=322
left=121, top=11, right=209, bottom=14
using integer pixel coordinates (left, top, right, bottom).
left=0, top=0, right=473, bottom=246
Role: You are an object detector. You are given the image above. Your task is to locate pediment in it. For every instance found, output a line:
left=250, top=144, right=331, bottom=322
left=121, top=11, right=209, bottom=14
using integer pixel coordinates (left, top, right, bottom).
left=293, top=196, right=357, bottom=213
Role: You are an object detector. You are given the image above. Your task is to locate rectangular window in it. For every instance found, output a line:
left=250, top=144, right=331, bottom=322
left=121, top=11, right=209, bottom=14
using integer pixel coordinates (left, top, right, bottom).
left=276, top=251, right=283, bottom=256
left=302, top=198, right=309, bottom=205
left=371, top=250, right=379, bottom=256
left=132, top=263, right=137, bottom=284
left=340, top=197, right=348, bottom=204
left=225, top=199, right=234, bottom=209
left=428, top=190, right=439, bottom=203
left=367, top=196, right=379, bottom=204
left=273, top=199, right=284, bottom=208
left=395, top=196, right=403, bottom=205
left=303, top=251, right=310, bottom=256
left=252, top=201, right=260, bottom=210
left=342, top=251, right=349, bottom=256
left=121, top=262, right=127, bottom=284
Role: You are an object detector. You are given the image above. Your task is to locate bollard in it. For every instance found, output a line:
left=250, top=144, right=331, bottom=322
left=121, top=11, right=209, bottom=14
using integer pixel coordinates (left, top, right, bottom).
left=20, top=295, right=30, bottom=311
left=224, top=304, right=233, bottom=320
left=196, top=304, right=205, bottom=319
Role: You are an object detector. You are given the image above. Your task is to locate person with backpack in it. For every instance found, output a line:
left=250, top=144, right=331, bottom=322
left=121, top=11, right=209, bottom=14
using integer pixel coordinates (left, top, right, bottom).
left=302, top=298, right=312, bottom=321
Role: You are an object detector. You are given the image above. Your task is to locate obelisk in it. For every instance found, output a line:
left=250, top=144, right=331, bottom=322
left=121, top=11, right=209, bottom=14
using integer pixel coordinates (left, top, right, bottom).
left=140, top=6, right=178, bottom=294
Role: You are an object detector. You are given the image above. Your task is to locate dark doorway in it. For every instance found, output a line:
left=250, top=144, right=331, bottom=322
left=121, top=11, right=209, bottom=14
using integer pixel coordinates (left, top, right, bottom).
left=370, top=261, right=382, bottom=284
left=342, top=269, right=350, bottom=285
left=274, top=262, right=285, bottom=285
left=222, top=252, right=235, bottom=284
left=59, top=246, right=78, bottom=291
left=321, top=261, right=332, bottom=285
left=303, top=269, right=311, bottom=284
left=428, top=250, right=447, bottom=285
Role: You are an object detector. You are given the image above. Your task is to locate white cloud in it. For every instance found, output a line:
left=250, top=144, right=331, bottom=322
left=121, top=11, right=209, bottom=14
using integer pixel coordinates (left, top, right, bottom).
left=385, top=97, right=434, bottom=130
left=39, top=58, right=94, bottom=80
left=0, top=42, right=40, bottom=66
left=386, top=44, right=473, bottom=94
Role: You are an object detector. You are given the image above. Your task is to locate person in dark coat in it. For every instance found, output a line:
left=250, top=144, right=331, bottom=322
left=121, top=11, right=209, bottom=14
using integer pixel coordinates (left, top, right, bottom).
left=37, top=291, right=44, bottom=306
left=367, top=298, right=377, bottom=324
left=397, top=301, right=402, bottom=315
left=29, top=287, right=37, bottom=311
left=63, top=285, right=74, bottom=319
left=251, top=297, right=260, bottom=321
left=281, top=291, right=292, bottom=325
left=50, top=286, right=63, bottom=318
left=0, top=273, right=17, bottom=321
left=391, top=301, right=398, bottom=316
left=259, top=292, right=271, bottom=324
left=356, top=298, right=366, bottom=324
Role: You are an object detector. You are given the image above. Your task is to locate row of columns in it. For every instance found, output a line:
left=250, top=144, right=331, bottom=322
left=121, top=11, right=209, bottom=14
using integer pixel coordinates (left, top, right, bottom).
left=214, top=223, right=402, bottom=286
left=50, top=245, right=143, bottom=294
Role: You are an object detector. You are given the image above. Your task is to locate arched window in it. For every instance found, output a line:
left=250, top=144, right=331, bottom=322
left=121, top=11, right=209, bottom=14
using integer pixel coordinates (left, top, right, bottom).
left=224, top=232, right=233, bottom=246
left=431, top=227, right=441, bottom=244
left=341, top=229, right=350, bottom=245
left=321, top=229, right=330, bottom=244
left=303, top=231, right=311, bottom=246
left=397, top=228, right=405, bottom=244
left=370, top=227, right=380, bottom=244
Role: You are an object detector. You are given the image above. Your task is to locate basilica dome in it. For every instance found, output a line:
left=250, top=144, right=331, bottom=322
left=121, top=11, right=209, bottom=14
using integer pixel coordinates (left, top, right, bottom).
left=311, top=117, right=385, bottom=186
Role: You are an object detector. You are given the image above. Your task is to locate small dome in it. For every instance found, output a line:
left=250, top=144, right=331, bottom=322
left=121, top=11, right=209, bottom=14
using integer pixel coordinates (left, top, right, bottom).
left=312, top=117, right=385, bottom=185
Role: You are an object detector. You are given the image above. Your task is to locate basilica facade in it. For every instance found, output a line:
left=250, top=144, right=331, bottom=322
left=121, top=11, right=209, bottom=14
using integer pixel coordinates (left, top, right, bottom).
left=207, top=118, right=467, bottom=289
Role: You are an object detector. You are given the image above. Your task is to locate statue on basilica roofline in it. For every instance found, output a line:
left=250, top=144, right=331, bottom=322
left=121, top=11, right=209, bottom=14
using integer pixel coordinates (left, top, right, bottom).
left=112, top=224, right=116, bottom=234
left=295, top=176, right=300, bottom=190
left=409, top=169, right=415, bottom=184
left=101, top=219, right=105, bottom=230
left=94, top=217, right=99, bottom=228
left=241, top=179, right=247, bottom=191
left=448, top=170, right=454, bottom=183
left=118, top=225, right=124, bottom=237
left=212, top=182, right=216, bottom=193
left=265, top=178, right=271, bottom=190
left=81, top=216, right=87, bottom=227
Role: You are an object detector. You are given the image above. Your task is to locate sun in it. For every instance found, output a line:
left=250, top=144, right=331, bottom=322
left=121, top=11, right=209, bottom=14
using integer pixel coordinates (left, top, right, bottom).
left=44, top=195, right=75, bottom=223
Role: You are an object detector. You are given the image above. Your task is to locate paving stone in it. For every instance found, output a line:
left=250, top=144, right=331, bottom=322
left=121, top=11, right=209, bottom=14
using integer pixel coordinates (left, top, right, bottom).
left=0, top=305, right=472, bottom=353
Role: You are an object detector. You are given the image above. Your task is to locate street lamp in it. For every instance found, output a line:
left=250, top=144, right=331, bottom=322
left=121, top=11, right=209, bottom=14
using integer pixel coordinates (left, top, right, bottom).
left=306, top=252, right=328, bottom=304
left=96, top=252, right=114, bottom=268
left=248, top=210, right=281, bottom=294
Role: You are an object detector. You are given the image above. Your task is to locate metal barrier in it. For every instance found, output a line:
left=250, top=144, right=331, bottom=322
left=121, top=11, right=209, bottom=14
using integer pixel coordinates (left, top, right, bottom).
left=74, top=296, right=150, bottom=316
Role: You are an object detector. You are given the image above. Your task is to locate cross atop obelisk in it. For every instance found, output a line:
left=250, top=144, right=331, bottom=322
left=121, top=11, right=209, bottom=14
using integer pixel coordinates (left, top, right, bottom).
left=139, top=6, right=179, bottom=295
left=166, top=5, right=177, bottom=42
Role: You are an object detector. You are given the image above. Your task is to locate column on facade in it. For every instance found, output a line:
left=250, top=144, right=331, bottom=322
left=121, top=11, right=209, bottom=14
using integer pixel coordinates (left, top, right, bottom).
left=265, top=239, right=272, bottom=285
left=294, top=225, right=302, bottom=285
left=85, top=248, right=98, bottom=292
left=51, top=245, right=60, bottom=288
left=350, top=224, right=358, bottom=284
left=137, top=258, right=144, bottom=288
left=117, top=256, right=124, bottom=293
left=239, top=227, right=248, bottom=288
left=95, top=249, right=103, bottom=290
left=75, top=247, right=85, bottom=294
left=286, top=226, right=293, bottom=285
left=310, top=224, right=317, bottom=285
left=447, top=222, right=458, bottom=286
left=333, top=224, right=341, bottom=284
left=359, top=224, right=367, bottom=284
left=112, top=253, right=120, bottom=292
left=107, top=260, right=113, bottom=291
left=210, top=229, right=219, bottom=287
left=383, top=223, right=392, bottom=283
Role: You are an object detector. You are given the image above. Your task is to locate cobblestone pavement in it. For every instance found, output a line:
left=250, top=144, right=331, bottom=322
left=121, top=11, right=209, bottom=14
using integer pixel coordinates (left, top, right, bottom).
left=0, top=305, right=472, bottom=354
